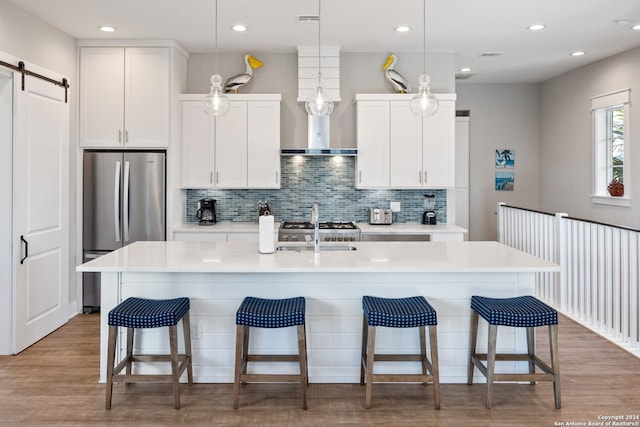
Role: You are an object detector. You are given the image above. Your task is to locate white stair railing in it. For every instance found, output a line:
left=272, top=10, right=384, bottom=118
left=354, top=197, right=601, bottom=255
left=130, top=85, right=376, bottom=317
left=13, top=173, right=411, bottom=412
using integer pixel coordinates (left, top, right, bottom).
left=498, top=203, right=640, bottom=357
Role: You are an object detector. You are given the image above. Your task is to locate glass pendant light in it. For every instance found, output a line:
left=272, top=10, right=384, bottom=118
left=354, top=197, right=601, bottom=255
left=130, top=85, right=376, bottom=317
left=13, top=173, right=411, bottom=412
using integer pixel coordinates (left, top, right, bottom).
left=411, top=0, right=439, bottom=117
left=305, top=0, right=334, bottom=116
left=203, top=0, right=230, bottom=116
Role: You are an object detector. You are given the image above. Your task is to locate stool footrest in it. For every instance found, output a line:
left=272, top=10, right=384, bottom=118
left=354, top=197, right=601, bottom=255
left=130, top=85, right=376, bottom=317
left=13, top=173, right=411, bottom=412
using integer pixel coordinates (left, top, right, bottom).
left=372, top=354, right=425, bottom=362
left=371, top=373, right=434, bottom=383
left=240, top=373, right=303, bottom=383
left=246, top=354, right=300, bottom=363
left=112, top=355, right=191, bottom=384
left=471, top=353, right=555, bottom=375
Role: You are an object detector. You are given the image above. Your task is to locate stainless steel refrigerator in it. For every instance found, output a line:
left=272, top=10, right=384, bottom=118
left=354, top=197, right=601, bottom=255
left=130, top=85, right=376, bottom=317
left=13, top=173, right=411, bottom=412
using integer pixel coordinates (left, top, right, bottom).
left=82, top=150, right=166, bottom=312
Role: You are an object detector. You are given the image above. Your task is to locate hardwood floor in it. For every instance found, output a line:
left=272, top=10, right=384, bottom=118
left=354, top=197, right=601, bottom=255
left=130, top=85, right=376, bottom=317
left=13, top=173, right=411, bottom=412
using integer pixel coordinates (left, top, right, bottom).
left=1, top=313, right=638, bottom=426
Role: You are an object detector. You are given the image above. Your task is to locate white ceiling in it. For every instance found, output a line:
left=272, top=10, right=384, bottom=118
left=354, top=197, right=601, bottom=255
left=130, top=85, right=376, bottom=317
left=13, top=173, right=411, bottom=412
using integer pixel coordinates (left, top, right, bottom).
left=8, top=0, right=640, bottom=83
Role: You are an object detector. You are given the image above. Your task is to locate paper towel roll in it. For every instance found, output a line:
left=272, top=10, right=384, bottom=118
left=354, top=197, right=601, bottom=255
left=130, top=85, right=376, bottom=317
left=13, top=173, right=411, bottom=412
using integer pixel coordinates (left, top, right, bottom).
left=259, top=215, right=275, bottom=254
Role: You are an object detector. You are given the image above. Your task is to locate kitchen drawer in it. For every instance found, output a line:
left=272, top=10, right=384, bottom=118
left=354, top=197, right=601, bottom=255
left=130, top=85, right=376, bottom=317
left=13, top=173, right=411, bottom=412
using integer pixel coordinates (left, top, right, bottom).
left=361, top=234, right=429, bottom=242
left=173, top=231, right=227, bottom=242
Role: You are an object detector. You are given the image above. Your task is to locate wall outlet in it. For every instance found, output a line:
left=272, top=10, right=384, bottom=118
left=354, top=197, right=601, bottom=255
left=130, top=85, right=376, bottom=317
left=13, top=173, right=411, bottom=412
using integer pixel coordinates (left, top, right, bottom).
left=390, top=202, right=401, bottom=212
left=191, top=320, right=202, bottom=339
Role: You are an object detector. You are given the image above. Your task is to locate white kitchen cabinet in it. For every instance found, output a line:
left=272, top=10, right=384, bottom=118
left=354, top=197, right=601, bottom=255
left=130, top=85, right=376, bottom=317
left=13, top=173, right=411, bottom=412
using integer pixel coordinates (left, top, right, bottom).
left=180, top=94, right=281, bottom=189
left=181, top=100, right=213, bottom=187
left=355, top=100, right=389, bottom=188
left=247, top=102, right=281, bottom=188
left=80, top=47, right=170, bottom=148
left=356, top=94, right=456, bottom=189
left=215, top=102, right=248, bottom=187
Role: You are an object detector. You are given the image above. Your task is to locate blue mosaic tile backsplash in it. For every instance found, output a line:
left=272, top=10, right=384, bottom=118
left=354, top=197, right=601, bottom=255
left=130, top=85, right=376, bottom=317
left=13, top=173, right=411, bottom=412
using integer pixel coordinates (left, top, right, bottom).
left=186, top=156, right=447, bottom=224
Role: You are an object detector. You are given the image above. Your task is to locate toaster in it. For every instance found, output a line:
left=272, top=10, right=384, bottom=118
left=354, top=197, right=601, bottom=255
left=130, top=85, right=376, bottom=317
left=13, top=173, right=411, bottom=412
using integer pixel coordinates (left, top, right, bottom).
left=369, top=208, right=393, bottom=225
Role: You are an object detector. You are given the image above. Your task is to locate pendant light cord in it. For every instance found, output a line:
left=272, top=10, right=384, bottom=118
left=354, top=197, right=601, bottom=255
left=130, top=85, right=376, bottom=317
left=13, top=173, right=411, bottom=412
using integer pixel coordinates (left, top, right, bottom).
left=215, top=0, right=219, bottom=73
left=318, top=0, right=322, bottom=79
left=422, top=0, right=426, bottom=74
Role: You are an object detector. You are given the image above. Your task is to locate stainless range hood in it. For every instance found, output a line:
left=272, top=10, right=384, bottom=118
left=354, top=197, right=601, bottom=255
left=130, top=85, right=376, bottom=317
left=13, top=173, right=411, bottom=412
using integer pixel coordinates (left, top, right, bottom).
left=280, top=115, right=357, bottom=156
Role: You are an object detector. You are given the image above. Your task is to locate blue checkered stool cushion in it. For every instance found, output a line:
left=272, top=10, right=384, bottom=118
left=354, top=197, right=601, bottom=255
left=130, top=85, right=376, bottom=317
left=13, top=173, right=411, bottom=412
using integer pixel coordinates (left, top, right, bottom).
left=108, top=297, right=190, bottom=329
left=362, top=296, right=437, bottom=328
left=236, top=297, right=305, bottom=328
left=471, top=295, right=557, bottom=328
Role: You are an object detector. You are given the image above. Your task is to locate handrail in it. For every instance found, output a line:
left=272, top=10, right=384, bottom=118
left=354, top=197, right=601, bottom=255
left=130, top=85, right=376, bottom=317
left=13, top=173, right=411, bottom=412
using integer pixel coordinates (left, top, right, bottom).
left=500, top=203, right=640, bottom=232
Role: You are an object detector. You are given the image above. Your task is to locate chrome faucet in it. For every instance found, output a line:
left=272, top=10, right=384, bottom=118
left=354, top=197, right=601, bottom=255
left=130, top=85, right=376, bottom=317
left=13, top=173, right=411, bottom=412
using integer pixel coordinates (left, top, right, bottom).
left=311, top=203, right=320, bottom=253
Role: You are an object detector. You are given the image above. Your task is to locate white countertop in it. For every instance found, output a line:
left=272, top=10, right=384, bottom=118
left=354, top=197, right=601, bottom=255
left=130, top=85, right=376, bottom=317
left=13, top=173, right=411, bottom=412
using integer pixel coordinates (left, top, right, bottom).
left=357, top=223, right=466, bottom=235
left=173, top=222, right=277, bottom=233
left=173, top=222, right=465, bottom=235
left=77, top=240, right=558, bottom=274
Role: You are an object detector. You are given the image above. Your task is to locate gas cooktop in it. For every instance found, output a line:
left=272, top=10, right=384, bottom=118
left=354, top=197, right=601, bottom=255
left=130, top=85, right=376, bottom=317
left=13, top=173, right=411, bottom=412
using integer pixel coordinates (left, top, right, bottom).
left=281, top=221, right=358, bottom=230
left=279, top=221, right=361, bottom=242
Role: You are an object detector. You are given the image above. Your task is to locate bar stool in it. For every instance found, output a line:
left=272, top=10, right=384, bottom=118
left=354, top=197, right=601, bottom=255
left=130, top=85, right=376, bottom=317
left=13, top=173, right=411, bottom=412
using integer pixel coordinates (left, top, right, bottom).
left=360, top=295, right=440, bottom=409
left=233, top=296, right=308, bottom=409
left=105, top=297, right=193, bottom=409
left=468, top=295, right=561, bottom=409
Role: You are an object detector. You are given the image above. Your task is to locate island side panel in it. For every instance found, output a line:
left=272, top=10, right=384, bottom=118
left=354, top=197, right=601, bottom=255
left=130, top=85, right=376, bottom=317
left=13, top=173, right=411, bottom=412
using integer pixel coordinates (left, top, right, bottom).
left=99, top=270, right=535, bottom=384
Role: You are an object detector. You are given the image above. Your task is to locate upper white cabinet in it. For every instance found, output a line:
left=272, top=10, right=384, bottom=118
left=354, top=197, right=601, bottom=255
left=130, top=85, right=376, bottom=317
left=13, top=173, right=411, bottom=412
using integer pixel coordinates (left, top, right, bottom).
left=180, top=94, right=281, bottom=189
left=355, top=94, right=456, bottom=189
left=80, top=47, right=171, bottom=148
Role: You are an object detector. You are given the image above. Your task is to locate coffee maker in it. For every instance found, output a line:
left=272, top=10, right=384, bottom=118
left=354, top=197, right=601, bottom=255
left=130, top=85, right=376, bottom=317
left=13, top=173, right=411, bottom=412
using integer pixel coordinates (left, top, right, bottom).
left=196, top=198, right=217, bottom=225
left=422, top=194, right=437, bottom=225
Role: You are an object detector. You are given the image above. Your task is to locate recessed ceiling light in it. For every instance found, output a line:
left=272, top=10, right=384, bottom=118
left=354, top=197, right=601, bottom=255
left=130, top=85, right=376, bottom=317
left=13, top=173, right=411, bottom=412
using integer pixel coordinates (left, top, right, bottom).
left=633, top=24, right=640, bottom=30
left=459, top=67, right=472, bottom=73
left=571, top=51, right=586, bottom=57
left=99, top=26, right=116, bottom=32
left=232, top=24, right=247, bottom=32
left=527, top=24, right=546, bottom=31
left=395, top=26, right=411, bottom=32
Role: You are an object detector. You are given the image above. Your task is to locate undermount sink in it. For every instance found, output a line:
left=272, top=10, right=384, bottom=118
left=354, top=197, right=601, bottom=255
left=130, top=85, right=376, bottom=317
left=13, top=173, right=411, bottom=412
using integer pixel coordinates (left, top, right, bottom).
left=276, top=245, right=357, bottom=252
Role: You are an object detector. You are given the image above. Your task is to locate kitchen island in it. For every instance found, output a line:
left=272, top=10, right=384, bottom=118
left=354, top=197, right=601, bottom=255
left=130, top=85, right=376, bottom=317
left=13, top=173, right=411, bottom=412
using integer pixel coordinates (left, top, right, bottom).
left=77, top=240, right=559, bottom=384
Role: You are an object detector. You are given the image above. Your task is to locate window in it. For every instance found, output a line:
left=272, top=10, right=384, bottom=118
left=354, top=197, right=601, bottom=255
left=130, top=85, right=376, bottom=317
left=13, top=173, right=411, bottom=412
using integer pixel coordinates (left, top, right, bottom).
left=591, top=89, right=630, bottom=206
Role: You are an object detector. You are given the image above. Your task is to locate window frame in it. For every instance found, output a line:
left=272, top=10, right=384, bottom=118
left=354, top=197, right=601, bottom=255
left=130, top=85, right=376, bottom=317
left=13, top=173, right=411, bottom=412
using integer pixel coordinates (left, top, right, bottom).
left=591, top=89, right=631, bottom=207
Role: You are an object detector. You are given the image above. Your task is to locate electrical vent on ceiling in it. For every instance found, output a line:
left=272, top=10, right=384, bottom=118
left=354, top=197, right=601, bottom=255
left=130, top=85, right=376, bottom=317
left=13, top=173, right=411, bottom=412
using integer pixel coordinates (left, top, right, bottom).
left=297, top=46, right=341, bottom=102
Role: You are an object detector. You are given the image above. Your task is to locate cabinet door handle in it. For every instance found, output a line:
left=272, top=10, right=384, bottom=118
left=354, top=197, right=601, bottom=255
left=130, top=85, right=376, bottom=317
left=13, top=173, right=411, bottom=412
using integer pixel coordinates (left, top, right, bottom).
left=210, top=171, right=213, bottom=184
left=418, top=171, right=422, bottom=183
left=216, top=171, right=219, bottom=184
left=359, top=171, right=362, bottom=183
left=424, top=171, right=428, bottom=183
left=125, top=130, right=129, bottom=143
left=20, top=235, right=28, bottom=264
left=275, top=171, right=279, bottom=184
left=118, top=130, right=122, bottom=143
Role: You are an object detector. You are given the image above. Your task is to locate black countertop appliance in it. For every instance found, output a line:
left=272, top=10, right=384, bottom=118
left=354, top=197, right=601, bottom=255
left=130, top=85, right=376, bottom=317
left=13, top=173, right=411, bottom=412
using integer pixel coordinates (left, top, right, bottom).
left=196, top=198, right=217, bottom=225
left=422, top=194, right=437, bottom=225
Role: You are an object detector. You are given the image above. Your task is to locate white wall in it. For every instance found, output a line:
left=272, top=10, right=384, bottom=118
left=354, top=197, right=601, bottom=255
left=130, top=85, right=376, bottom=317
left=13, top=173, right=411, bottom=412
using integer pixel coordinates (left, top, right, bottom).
left=0, top=0, right=78, bottom=310
left=187, top=51, right=455, bottom=150
left=540, top=47, right=640, bottom=228
left=456, top=84, right=541, bottom=241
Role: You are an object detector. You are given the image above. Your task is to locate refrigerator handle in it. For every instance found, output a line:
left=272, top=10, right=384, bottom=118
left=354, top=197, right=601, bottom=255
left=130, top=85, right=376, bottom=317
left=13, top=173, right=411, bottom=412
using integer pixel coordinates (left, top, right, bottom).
left=123, top=160, right=131, bottom=242
left=114, top=161, right=121, bottom=242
